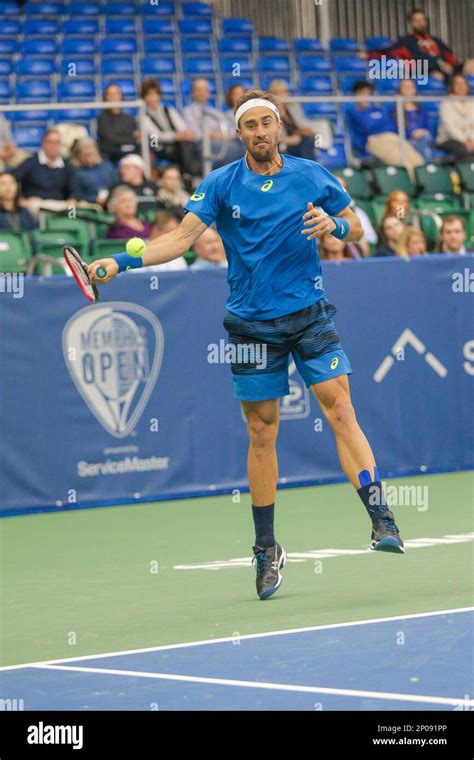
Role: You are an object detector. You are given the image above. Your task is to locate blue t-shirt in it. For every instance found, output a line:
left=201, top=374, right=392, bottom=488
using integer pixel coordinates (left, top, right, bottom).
left=183, top=154, right=352, bottom=320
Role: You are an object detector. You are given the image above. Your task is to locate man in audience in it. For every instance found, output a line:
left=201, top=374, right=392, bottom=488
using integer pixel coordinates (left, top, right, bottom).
left=111, top=154, right=158, bottom=212
left=97, top=84, right=140, bottom=163
left=10, top=128, right=76, bottom=218
left=268, top=80, right=318, bottom=161
left=439, top=215, right=470, bottom=253
left=71, top=138, right=118, bottom=205
left=190, top=226, right=227, bottom=270
left=0, top=114, right=29, bottom=172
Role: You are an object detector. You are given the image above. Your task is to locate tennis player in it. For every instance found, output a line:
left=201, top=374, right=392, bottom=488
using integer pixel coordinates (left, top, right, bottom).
left=90, top=90, right=405, bottom=601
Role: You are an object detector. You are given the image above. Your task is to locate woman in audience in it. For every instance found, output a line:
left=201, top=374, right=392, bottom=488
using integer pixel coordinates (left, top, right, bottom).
left=394, top=79, right=433, bottom=162
left=106, top=185, right=150, bottom=240
left=156, top=165, right=190, bottom=208
left=382, top=190, right=412, bottom=223
left=97, top=84, right=140, bottom=163
left=0, top=172, right=36, bottom=230
left=376, top=215, right=407, bottom=256
left=437, top=74, right=474, bottom=160
left=403, top=226, right=428, bottom=256
left=71, top=138, right=117, bottom=205
left=318, top=233, right=358, bottom=261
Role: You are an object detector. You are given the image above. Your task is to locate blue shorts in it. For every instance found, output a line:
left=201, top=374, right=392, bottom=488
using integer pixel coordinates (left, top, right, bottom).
left=223, top=298, right=352, bottom=401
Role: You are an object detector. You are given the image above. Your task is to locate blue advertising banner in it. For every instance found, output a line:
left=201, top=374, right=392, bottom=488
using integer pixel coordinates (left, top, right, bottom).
left=0, top=254, right=473, bottom=515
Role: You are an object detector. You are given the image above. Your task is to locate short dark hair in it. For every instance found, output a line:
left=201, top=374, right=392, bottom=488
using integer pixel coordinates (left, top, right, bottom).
left=409, top=8, right=427, bottom=20
left=225, top=83, right=246, bottom=109
left=233, top=89, right=281, bottom=123
left=441, top=215, right=466, bottom=232
left=141, top=78, right=162, bottom=99
left=352, top=80, right=373, bottom=94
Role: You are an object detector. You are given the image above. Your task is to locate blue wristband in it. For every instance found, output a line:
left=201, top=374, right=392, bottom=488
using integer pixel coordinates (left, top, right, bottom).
left=330, top=216, right=350, bottom=240
left=111, top=252, right=143, bottom=273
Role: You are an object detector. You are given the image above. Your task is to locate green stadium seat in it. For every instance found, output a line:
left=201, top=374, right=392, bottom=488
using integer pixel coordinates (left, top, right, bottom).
left=335, top=167, right=373, bottom=200
left=32, top=230, right=88, bottom=267
left=45, top=216, right=91, bottom=248
left=415, top=163, right=455, bottom=196
left=91, top=239, right=129, bottom=259
left=372, top=165, right=414, bottom=197
left=0, top=232, right=32, bottom=272
left=351, top=197, right=376, bottom=225
left=456, top=161, right=474, bottom=193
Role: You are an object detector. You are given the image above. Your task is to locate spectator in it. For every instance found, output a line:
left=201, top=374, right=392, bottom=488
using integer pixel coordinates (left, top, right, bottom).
left=156, top=165, right=190, bottom=208
left=319, top=233, right=354, bottom=261
left=268, top=80, right=317, bottom=161
left=382, top=189, right=412, bottom=222
left=224, top=84, right=247, bottom=133
left=0, top=172, right=36, bottom=230
left=367, top=8, right=459, bottom=81
left=346, top=81, right=424, bottom=179
left=394, top=79, right=434, bottom=162
left=10, top=128, right=76, bottom=218
left=146, top=209, right=188, bottom=271
left=183, top=78, right=244, bottom=169
left=403, top=226, right=428, bottom=256
left=97, top=84, right=139, bottom=163
left=106, top=185, right=151, bottom=240
left=437, top=75, right=474, bottom=160
left=439, top=215, right=469, bottom=253
left=337, top=175, right=377, bottom=250
left=111, top=154, right=158, bottom=211
left=0, top=114, right=29, bottom=172
left=376, top=215, right=407, bottom=256
left=190, top=226, right=228, bottom=270
left=71, top=138, right=118, bottom=205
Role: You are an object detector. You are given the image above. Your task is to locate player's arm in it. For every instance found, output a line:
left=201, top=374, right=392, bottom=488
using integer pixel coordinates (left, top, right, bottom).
left=301, top=202, right=363, bottom=242
left=88, top=212, right=207, bottom=283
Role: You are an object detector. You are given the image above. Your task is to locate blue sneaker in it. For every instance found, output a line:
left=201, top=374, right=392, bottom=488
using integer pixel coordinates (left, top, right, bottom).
left=370, top=513, right=405, bottom=554
left=252, top=543, right=287, bottom=600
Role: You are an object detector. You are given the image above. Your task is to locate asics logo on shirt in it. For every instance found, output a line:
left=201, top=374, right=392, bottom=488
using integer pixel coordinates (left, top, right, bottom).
left=190, top=193, right=205, bottom=201
left=261, top=180, right=273, bottom=192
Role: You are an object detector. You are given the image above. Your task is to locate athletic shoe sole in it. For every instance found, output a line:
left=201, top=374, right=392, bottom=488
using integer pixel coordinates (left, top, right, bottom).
left=371, top=536, right=405, bottom=554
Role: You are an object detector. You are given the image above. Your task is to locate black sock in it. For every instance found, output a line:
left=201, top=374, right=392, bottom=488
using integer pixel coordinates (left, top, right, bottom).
left=357, top=481, right=396, bottom=524
left=252, top=503, right=275, bottom=548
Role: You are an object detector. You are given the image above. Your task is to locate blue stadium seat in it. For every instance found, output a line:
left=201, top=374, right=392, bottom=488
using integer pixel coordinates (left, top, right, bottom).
left=141, top=1, right=175, bottom=15
left=101, top=58, right=134, bottom=76
left=16, top=59, right=56, bottom=77
left=61, top=38, right=96, bottom=57
left=56, top=107, right=96, bottom=121
left=300, top=76, right=332, bottom=94
left=141, top=58, right=176, bottom=75
left=329, top=38, right=359, bottom=53
left=0, top=58, right=13, bottom=76
left=13, top=126, right=43, bottom=151
left=426, top=113, right=439, bottom=137
left=57, top=79, right=96, bottom=101
left=374, top=78, right=400, bottom=94
left=24, top=2, right=65, bottom=15
left=182, top=2, right=212, bottom=15
left=10, top=109, right=52, bottom=123
left=22, top=39, right=57, bottom=57
left=259, top=37, right=288, bottom=53
left=15, top=80, right=52, bottom=103
left=23, top=19, right=59, bottom=36
left=0, top=79, right=11, bottom=102
left=334, top=56, right=367, bottom=73
left=102, top=78, right=136, bottom=99
left=101, top=38, right=137, bottom=56
left=68, top=3, right=100, bottom=17
left=365, top=36, right=391, bottom=51
left=0, top=39, right=18, bottom=55
left=259, top=75, right=290, bottom=91
left=142, top=19, right=174, bottom=36
left=105, top=18, right=136, bottom=36
left=143, top=38, right=175, bottom=55
left=293, top=38, right=325, bottom=54
left=297, top=56, right=331, bottom=73
left=259, top=56, right=290, bottom=74
left=159, top=78, right=176, bottom=96
left=466, top=75, right=474, bottom=91
left=339, top=76, right=365, bottom=94
left=417, top=76, right=447, bottom=94
left=220, top=57, right=252, bottom=74
left=104, top=2, right=136, bottom=15
left=183, top=58, right=214, bottom=75
left=61, top=19, right=98, bottom=35
left=0, top=2, right=20, bottom=15
left=178, top=19, right=212, bottom=35
left=223, top=77, right=254, bottom=91
left=318, top=143, right=347, bottom=169
left=60, top=58, right=96, bottom=77
left=0, top=20, right=20, bottom=36
left=181, top=37, right=212, bottom=54
left=218, top=38, right=252, bottom=55
left=302, top=101, right=337, bottom=120
left=221, top=18, right=253, bottom=35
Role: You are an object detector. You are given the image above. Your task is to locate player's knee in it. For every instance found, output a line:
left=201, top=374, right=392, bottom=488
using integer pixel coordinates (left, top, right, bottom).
left=247, top=417, right=278, bottom=450
left=324, top=393, right=356, bottom=429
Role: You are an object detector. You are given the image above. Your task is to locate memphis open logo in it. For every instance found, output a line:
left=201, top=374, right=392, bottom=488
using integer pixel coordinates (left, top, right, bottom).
left=62, top=302, right=164, bottom=438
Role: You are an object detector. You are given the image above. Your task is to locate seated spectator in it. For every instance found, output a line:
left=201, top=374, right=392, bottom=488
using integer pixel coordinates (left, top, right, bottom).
left=376, top=215, right=407, bottom=256
left=141, top=78, right=200, bottom=177
left=346, top=81, right=424, bottom=179
left=382, top=189, right=412, bottom=222
left=268, top=80, right=317, bottom=161
left=10, top=128, right=76, bottom=218
left=439, top=215, right=469, bottom=253
left=183, top=78, right=244, bottom=170
left=224, top=84, right=247, bottom=133
left=366, top=8, right=459, bottom=81
left=106, top=185, right=151, bottom=240
left=403, top=226, right=428, bottom=255
left=71, top=138, right=118, bottom=205
left=97, top=84, right=140, bottom=163
left=0, top=113, right=29, bottom=172
left=156, top=165, right=190, bottom=208
left=190, top=226, right=227, bottom=270
left=146, top=209, right=188, bottom=271
left=437, top=75, right=474, bottom=160
left=0, top=172, right=36, bottom=230
left=394, top=80, right=434, bottom=162
left=337, top=175, right=377, bottom=250
left=319, top=231, right=365, bottom=260
left=111, top=154, right=158, bottom=212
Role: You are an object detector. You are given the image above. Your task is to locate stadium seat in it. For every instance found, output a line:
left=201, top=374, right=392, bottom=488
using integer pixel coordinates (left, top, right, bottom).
left=105, top=19, right=136, bottom=36
left=57, top=80, right=96, bottom=101
left=337, top=166, right=373, bottom=200
left=372, top=165, right=414, bottom=196
left=374, top=78, right=402, bottom=94
left=16, top=60, right=56, bottom=77
left=302, top=101, right=337, bottom=120
left=318, top=143, right=347, bottom=169
left=60, top=59, right=96, bottom=78
left=259, top=56, right=290, bottom=74
left=68, top=3, right=100, bottom=17
left=415, top=164, right=455, bottom=196
left=293, top=38, right=325, bottom=54
left=0, top=2, right=20, bottom=15
left=104, top=2, right=136, bottom=15
left=178, top=19, right=212, bottom=35
left=91, top=239, right=129, bottom=259
left=56, top=107, right=96, bottom=122
left=183, top=58, right=214, bottom=75
left=10, top=108, right=52, bottom=124
left=0, top=79, right=12, bottom=102
left=300, top=76, right=332, bottom=94
left=221, top=18, right=253, bottom=36
left=334, top=56, right=368, bottom=73
left=62, top=39, right=96, bottom=57
left=364, top=36, right=391, bottom=51
left=182, top=2, right=212, bottom=15
left=24, top=2, right=65, bottom=16
left=259, top=75, right=290, bottom=91
left=297, top=56, right=331, bottom=73
left=220, top=57, right=252, bottom=75
left=61, top=19, right=98, bottom=35
left=102, top=78, right=136, bottom=99
left=416, top=76, right=447, bottom=94
left=0, top=39, right=18, bottom=55
left=0, top=20, right=20, bottom=36
left=181, top=37, right=212, bottom=54
left=259, top=37, right=289, bottom=53
left=0, top=58, right=13, bottom=76
left=142, top=19, right=174, bottom=36
left=218, top=38, right=252, bottom=55
left=0, top=233, right=32, bottom=274
left=141, top=1, right=175, bottom=15
left=157, top=78, right=176, bottom=96
left=23, top=19, right=59, bottom=36
left=140, top=58, right=176, bottom=76
left=340, top=76, right=365, bottom=94
left=143, top=38, right=175, bottom=55
left=329, top=38, right=359, bottom=53
left=101, top=38, right=137, bottom=56
left=13, top=126, right=43, bottom=150
left=457, top=161, right=474, bottom=193
left=45, top=217, right=91, bottom=250
left=21, top=39, right=58, bottom=57
left=101, top=59, right=135, bottom=76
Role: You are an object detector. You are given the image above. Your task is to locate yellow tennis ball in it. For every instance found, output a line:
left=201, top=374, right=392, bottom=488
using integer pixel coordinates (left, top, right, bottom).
left=126, top=237, right=146, bottom=257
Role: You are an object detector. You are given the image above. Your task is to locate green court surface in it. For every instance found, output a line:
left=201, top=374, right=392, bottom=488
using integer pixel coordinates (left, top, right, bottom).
left=1, top=471, right=472, bottom=668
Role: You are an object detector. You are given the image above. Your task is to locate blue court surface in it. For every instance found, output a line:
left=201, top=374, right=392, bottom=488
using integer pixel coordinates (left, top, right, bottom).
left=1, top=608, right=472, bottom=711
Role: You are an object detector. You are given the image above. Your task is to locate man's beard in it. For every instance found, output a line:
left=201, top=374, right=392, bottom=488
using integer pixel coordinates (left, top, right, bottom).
left=247, top=142, right=277, bottom=163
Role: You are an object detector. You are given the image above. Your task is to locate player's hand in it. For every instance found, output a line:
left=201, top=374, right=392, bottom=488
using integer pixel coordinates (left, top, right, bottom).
left=88, top=258, right=119, bottom=284
left=301, top=202, right=336, bottom=241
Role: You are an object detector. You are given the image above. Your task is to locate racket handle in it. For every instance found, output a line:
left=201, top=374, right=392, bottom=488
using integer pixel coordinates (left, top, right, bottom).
left=96, top=266, right=107, bottom=279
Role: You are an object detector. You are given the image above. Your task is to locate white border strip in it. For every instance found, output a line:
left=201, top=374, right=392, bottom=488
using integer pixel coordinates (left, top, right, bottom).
left=1, top=607, right=472, bottom=672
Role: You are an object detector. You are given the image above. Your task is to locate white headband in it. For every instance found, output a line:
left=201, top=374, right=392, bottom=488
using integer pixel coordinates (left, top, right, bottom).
left=234, top=98, right=281, bottom=127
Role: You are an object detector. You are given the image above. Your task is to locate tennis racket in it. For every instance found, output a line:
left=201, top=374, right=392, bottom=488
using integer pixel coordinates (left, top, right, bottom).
left=63, top=245, right=107, bottom=303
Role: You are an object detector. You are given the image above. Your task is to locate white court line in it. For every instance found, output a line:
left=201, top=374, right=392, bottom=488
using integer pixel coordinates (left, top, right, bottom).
left=29, top=663, right=474, bottom=708
left=0, top=607, right=472, bottom=673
